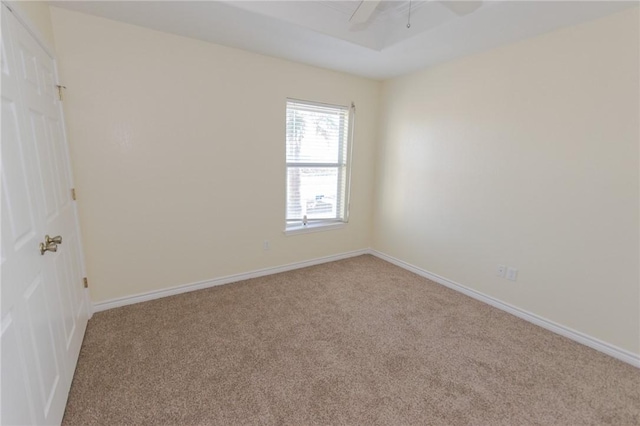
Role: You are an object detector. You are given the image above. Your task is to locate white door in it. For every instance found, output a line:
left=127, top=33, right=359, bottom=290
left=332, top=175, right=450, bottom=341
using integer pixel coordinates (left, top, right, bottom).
left=1, top=5, right=89, bottom=425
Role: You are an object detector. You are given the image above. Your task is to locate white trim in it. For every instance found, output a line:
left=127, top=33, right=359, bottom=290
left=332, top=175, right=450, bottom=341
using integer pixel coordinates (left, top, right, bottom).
left=369, top=249, right=640, bottom=368
left=93, top=249, right=369, bottom=313
left=284, top=222, right=346, bottom=235
left=286, top=97, right=350, bottom=111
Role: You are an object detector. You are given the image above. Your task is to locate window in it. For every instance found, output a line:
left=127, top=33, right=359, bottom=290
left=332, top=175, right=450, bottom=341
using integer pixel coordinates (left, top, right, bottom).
left=285, top=99, right=353, bottom=232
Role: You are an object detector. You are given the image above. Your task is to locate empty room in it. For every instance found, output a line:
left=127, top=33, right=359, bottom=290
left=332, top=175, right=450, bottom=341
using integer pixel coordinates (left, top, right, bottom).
left=1, top=0, right=639, bottom=424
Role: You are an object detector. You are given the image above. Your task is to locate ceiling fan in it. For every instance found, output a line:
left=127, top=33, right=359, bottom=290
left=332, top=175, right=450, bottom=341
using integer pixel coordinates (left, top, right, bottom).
left=349, top=0, right=484, bottom=28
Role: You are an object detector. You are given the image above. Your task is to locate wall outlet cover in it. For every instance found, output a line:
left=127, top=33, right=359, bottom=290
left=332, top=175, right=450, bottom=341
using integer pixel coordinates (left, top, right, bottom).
left=497, top=264, right=507, bottom=278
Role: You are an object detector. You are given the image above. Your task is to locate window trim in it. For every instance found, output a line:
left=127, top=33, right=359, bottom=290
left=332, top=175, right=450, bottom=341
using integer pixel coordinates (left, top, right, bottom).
left=284, top=98, right=355, bottom=233
left=283, top=221, right=346, bottom=236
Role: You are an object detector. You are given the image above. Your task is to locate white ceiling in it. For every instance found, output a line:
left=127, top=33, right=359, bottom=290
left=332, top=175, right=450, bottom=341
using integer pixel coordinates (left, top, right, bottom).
left=50, top=1, right=636, bottom=80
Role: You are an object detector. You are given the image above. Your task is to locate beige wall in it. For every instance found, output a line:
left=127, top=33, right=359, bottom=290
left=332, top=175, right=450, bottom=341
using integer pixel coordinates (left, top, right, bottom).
left=49, top=6, right=638, bottom=355
left=49, top=7, right=380, bottom=303
left=7, top=1, right=55, bottom=49
left=373, top=8, right=640, bottom=355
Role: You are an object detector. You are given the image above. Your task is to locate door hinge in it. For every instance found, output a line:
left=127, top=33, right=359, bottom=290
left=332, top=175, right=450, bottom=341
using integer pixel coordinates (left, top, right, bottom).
left=56, top=84, right=66, bottom=101
left=71, top=188, right=76, bottom=201
left=83, top=277, right=88, bottom=288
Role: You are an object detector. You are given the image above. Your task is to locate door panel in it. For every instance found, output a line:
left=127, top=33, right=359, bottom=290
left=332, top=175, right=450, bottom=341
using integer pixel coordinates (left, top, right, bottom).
left=40, top=60, right=57, bottom=106
left=30, top=109, right=60, bottom=220
left=49, top=117, right=71, bottom=211
left=1, top=99, right=37, bottom=251
left=22, top=274, right=64, bottom=421
left=53, top=245, right=77, bottom=350
left=1, top=313, right=35, bottom=425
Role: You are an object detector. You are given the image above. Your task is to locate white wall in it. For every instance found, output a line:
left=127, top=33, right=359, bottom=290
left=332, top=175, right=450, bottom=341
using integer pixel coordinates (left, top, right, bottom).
left=373, top=8, right=639, bottom=355
left=50, top=8, right=380, bottom=303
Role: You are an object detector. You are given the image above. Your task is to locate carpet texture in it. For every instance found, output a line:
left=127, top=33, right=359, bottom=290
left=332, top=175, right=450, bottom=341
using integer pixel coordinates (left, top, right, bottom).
left=63, top=255, right=640, bottom=425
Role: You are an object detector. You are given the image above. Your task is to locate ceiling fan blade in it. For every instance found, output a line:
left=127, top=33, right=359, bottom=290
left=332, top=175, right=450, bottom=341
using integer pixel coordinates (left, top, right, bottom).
left=350, top=0, right=383, bottom=25
left=439, top=1, right=483, bottom=16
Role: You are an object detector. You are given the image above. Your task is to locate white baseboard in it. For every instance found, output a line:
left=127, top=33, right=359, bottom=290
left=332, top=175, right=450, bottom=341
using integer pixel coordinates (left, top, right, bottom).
left=92, top=247, right=639, bottom=368
left=92, top=249, right=370, bottom=313
left=369, top=249, right=640, bottom=368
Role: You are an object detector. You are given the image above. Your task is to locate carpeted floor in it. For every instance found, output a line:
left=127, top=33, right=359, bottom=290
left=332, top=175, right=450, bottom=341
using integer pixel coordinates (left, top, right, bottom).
left=63, top=255, right=640, bottom=425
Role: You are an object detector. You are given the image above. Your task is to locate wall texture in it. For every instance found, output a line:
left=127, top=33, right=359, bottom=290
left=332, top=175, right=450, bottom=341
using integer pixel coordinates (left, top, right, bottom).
left=50, top=7, right=380, bottom=304
left=373, top=8, right=639, bottom=355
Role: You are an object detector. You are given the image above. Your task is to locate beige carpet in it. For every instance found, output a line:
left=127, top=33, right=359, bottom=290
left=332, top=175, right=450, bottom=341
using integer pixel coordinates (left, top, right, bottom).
left=63, top=255, right=640, bottom=425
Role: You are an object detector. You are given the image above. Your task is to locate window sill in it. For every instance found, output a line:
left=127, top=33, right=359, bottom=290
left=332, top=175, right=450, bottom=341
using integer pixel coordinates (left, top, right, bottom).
left=284, top=222, right=346, bottom=236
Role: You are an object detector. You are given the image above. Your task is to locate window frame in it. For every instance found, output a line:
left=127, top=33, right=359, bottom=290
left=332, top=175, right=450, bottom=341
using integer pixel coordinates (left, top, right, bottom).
left=284, top=98, right=354, bottom=234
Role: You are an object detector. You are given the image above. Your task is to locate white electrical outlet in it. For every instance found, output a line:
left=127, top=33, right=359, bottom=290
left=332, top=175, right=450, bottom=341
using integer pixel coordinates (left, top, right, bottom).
left=496, top=264, right=506, bottom=278
left=506, top=267, right=518, bottom=281
left=263, top=240, right=270, bottom=251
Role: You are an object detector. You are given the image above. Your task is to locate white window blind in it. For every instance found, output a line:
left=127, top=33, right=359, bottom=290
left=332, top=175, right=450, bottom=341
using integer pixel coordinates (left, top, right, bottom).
left=286, top=99, right=353, bottom=229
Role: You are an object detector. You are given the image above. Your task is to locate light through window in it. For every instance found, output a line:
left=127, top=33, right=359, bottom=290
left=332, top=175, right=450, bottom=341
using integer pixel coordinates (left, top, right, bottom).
left=286, top=99, right=352, bottom=230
